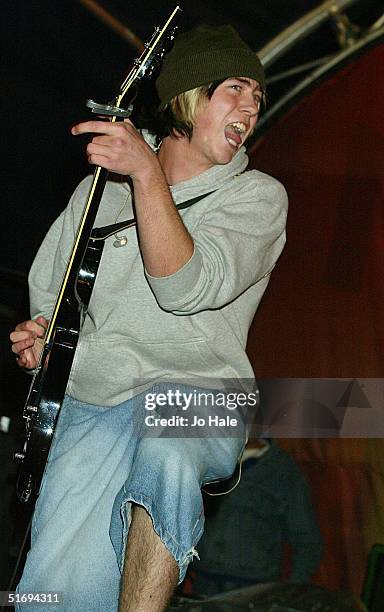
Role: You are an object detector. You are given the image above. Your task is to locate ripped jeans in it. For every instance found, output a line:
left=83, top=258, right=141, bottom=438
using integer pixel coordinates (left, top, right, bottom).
left=16, top=384, right=245, bottom=611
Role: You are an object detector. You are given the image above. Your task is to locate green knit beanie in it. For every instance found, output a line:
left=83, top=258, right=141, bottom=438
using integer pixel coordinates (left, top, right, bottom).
left=156, top=24, right=266, bottom=108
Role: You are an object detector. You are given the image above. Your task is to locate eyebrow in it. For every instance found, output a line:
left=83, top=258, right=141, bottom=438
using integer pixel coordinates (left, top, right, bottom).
left=232, top=77, right=263, bottom=94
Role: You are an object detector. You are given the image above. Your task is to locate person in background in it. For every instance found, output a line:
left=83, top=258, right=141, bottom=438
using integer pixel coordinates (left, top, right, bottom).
left=191, top=438, right=323, bottom=596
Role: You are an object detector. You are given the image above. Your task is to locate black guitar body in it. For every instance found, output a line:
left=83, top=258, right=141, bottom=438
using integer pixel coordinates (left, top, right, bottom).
left=16, top=238, right=104, bottom=503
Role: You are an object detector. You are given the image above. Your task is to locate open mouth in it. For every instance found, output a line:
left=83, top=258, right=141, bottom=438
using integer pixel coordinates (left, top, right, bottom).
left=224, top=122, right=247, bottom=148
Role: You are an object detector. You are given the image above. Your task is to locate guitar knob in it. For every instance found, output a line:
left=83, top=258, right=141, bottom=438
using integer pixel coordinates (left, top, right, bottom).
left=14, top=452, right=25, bottom=462
left=26, top=405, right=38, bottom=414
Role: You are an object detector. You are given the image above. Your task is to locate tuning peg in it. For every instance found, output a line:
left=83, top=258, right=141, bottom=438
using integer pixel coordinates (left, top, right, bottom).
left=26, top=405, right=38, bottom=414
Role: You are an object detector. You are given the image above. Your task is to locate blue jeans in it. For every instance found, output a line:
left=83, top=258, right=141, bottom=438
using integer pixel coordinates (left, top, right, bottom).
left=16, top=386, right=245, bottom=611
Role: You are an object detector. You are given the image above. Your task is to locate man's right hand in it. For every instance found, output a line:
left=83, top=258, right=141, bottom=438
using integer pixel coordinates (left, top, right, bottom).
left=10, top=316, right=48, bottom=370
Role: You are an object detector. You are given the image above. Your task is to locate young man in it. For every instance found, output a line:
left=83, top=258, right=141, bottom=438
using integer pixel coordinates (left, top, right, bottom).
left=10, top=25, right=288, bottom=612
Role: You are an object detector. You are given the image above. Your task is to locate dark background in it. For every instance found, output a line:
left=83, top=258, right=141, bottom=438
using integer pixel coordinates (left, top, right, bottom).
left=1, top=0, right=382, bottom=274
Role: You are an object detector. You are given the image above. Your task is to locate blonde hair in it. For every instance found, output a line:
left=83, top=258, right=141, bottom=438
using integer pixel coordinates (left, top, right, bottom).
left=159, top=82, right=217, bottom=141
left=169, top=85, right=211, bottom=132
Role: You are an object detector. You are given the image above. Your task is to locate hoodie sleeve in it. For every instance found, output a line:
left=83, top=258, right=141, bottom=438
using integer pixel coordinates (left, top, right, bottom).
left=145, top=173, right=288, bottom=314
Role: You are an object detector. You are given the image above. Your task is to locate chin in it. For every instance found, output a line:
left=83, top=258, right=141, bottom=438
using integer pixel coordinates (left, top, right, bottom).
left=215, top=148, right=237, bottom=165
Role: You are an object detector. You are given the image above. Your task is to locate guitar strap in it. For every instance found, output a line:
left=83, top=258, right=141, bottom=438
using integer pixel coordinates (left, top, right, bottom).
left=90, top=190, right=217, bottom=241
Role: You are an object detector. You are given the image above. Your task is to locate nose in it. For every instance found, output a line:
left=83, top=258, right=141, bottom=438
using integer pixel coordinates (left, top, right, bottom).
left=240, top=92, right=260, bottom=117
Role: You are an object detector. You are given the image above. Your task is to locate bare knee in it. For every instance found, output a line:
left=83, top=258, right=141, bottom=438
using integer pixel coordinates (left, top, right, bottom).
left=120, top=504, right=178, bottom=611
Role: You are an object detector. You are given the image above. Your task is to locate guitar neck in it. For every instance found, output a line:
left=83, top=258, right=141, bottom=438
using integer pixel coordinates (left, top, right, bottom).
left=45, top=163, right=110, bottom=344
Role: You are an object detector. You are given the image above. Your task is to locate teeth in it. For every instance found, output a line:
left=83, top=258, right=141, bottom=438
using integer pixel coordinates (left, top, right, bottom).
left=230, top=122, right=247, bottom=134
left=227, top=137, right=238, bottom=147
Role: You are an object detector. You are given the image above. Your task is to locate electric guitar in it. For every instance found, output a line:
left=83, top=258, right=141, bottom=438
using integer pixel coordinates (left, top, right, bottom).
left=14, top=6, right=181, bottom=504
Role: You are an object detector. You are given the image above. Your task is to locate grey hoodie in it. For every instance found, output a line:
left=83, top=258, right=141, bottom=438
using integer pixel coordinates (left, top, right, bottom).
left=29, top=137, right=288, bottom=406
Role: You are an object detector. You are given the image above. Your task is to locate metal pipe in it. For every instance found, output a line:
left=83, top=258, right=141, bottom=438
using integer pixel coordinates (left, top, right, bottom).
left=254, top=25, right=384, bottom=136
left=258, top=0, right=361, bottom=68
left=76, top=0, right=144, bottom=51
left=266, top=55, right=333, bottom=84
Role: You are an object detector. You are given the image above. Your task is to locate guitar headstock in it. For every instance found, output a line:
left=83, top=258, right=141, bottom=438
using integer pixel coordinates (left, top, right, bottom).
left=119, top=7, right=181, bottom=99
left=133, top=25, right=179, bottom=81
left=86, top=6, right=181, bottom=118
